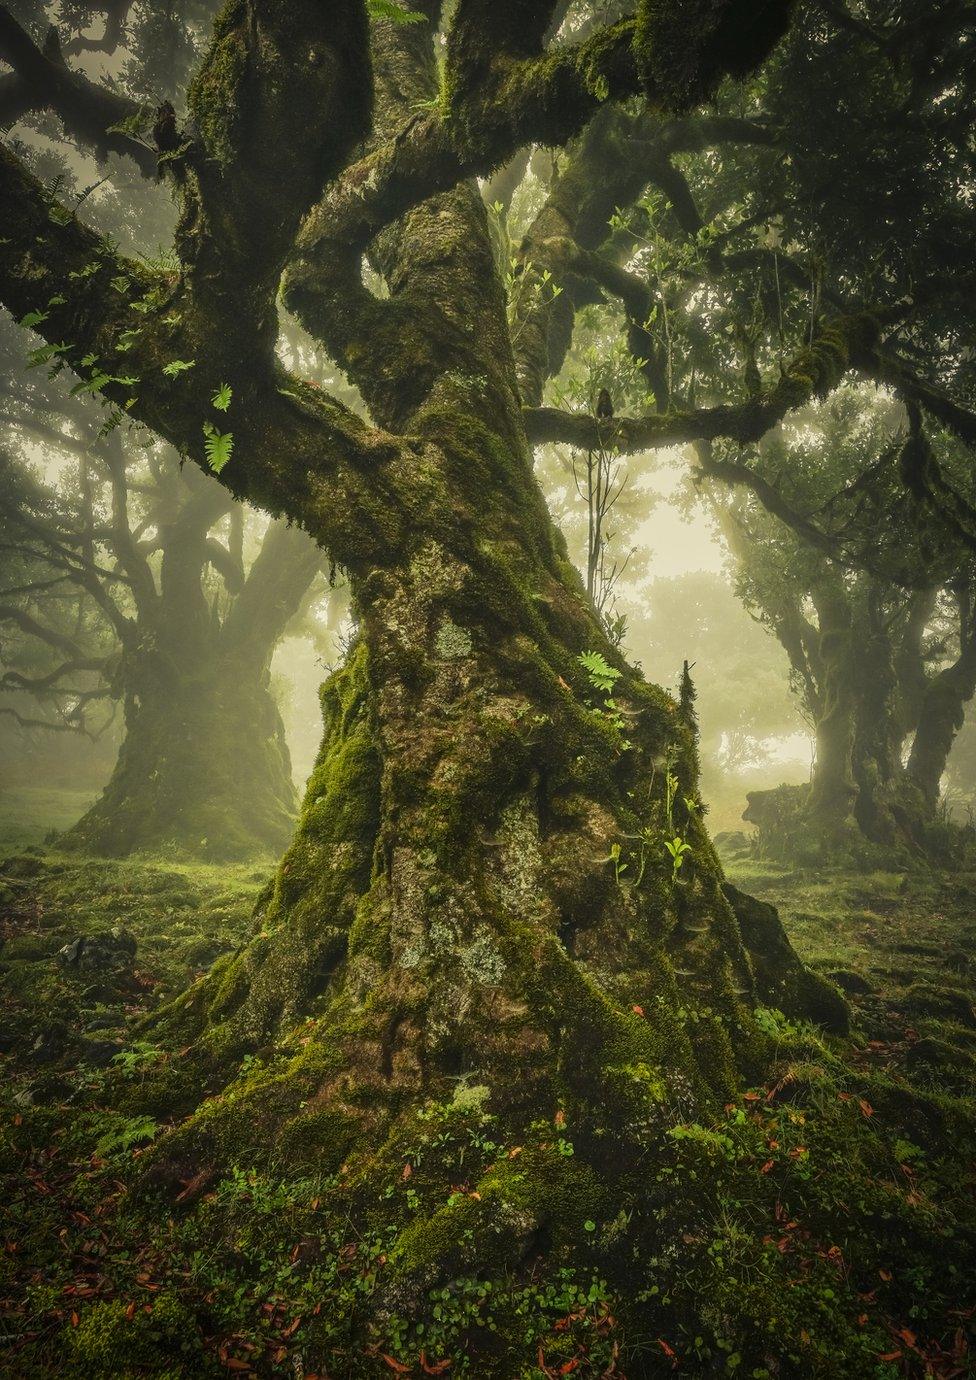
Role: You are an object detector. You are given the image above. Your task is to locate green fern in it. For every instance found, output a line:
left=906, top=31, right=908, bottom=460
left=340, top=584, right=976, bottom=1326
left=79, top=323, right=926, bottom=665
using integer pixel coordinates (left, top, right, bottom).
left=94, top=1114, right=158, bottom=1156
left=202, top=422, right=234, bottom=473
left=163, top=358, right=195, bottom=377
left=211, top=382, right=232, bottom=411
left=578, top=650, right=621, bottom=694
left=367, top=0, right=425, bottom=22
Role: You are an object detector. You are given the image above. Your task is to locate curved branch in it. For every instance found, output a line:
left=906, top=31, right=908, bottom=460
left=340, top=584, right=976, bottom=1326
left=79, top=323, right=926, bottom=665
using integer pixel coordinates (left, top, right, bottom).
left=0, top=7, right=156, bottom=174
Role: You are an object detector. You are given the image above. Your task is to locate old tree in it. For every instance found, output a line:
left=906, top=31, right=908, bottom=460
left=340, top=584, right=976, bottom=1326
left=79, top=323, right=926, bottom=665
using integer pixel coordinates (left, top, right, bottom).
left=2, top=0, right=976, bottom=1372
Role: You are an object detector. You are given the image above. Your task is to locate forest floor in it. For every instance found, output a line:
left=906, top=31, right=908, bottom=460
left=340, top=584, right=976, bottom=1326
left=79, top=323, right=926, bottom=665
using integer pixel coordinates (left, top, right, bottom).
left=0, top=789, right=974, bottom=1376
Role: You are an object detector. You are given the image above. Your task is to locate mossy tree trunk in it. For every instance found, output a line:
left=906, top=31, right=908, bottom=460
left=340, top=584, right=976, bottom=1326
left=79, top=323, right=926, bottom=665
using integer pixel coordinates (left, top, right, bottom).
left=136, top=5, right=845, bottom=1213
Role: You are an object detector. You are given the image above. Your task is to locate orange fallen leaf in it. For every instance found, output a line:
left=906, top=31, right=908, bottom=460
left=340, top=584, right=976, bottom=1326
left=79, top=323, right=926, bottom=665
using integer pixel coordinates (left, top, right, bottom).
left=554, top=1110, right=566, bottom=1127
left=125, top=1301, right=137, bottom=1321
left=560, top=1362, right=579, bottom=1375
left=402, top=1163, right=412, bottom=1180
left=420, top=1352, right=451, bottom=1375
left=631, top=1004, right=645, bottom=1017
left=381, top=1355, right=412, bottom=1375
left=879, top=1268, right=893, bottom=1282
left=70, top=1312, right=79, bottom=1328
left=658, top=1338, right=677, bottom=1360
left=859, top=1099, right=874, bottom=1118
left=878, top=1351, right=902, bottom=1362
left=760, top=1159, right=775, bottom=1175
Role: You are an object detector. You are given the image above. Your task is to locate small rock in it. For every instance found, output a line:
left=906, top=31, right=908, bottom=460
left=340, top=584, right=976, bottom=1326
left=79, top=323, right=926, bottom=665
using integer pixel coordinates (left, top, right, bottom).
left=55, top=927, right=137, bottom=975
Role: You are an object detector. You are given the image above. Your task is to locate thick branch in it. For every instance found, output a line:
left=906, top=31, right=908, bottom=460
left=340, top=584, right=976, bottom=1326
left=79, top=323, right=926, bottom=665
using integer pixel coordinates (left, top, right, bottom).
left=524, top=314, right=882, bottom=452
left=0, top=7, right=156, bottom=174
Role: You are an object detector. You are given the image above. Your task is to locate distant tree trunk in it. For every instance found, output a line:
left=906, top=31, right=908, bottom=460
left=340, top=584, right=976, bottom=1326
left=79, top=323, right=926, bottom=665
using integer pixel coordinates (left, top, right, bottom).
left=66, top=518, right=320, bottom=860
left=906, top=589, right=976, bottom=808
left=805, top=577, right=858, bottom=834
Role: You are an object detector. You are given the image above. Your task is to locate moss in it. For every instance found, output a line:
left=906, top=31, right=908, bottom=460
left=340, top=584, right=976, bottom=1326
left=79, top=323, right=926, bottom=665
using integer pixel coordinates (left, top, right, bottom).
left=634, top=0, right=794, bottom=112
left=63, top=1291, right=201, bottom=1377
left=187, top=0, right=248, bottom=169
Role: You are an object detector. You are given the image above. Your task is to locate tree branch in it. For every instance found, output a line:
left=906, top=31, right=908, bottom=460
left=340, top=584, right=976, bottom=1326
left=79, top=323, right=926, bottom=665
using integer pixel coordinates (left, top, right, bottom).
left=0, top=7, right=156, bottom=174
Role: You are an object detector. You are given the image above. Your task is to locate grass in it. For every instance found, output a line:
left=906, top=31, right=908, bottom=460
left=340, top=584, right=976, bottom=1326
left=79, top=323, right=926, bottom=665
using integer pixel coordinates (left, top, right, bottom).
left=0, top=790, right=974, bottom=1376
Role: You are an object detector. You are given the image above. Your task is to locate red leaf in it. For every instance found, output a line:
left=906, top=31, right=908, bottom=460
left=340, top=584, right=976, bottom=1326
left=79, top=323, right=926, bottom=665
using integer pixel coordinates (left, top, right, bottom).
left=878, top=1351, right=902, bottom=1362
left=897, top=1327, right=917, bottom=1348
left=658, top=1338, right=677, bottom=1360
left=125, top=1301, right=137, bottom=1321
left=760, top=1159, right=775, bottom=1175
left=631, top=1004, right=645, bottom=1017
left=380, top=1355, right=412, bottom=1376
left=420, top=1353, right=451, bottom=1375
left=70, top=1311, right=79, bottom=1328
left=560, top=1363, right=579, bottom=1375
left=281, top=1317, right=301, bottom=1339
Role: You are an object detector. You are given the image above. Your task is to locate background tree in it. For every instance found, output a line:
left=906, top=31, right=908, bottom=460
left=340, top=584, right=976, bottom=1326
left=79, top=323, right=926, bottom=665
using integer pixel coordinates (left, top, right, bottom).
left=0, top=425, right=325, bottom=857
left=707, top=389, right=976, bottom=858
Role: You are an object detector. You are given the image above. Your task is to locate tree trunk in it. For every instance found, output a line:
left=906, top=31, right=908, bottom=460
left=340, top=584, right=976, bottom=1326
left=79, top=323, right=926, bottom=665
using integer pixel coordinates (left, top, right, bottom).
left=66, top=517, right=320, bottom=860
left=145, top=435, right=847, bottom=1262
left=906, top=651, right=976, bottom=806
left=805, top=578, right=858, bottom=835
left=65, top=640, right=297, bottom=860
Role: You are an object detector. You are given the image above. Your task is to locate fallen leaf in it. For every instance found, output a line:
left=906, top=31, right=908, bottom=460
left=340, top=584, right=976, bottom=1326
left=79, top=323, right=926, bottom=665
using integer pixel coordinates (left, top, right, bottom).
left=878, top=1351, right=902, bottom=1363
left=631, top=1004, right=645, bottom=1017
left=760, top=1159, right=775, bottom=1174
left=381, top=1355, right=412, bottom=1375
left=125, top=1301, right=137, bottom=1321
left=402, top=1163, right=412, bottom=1180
